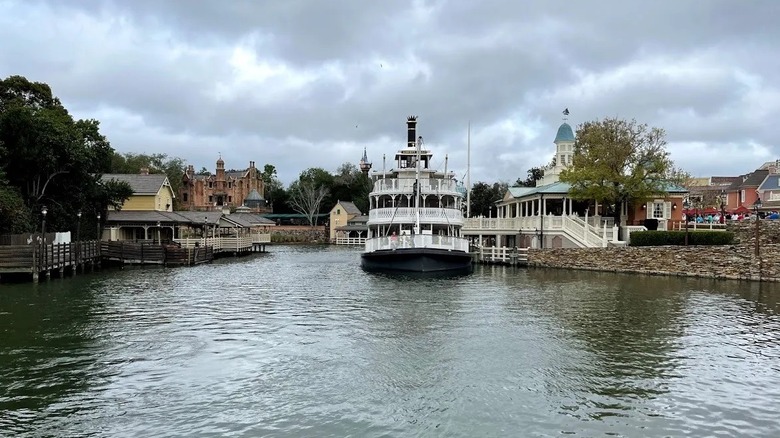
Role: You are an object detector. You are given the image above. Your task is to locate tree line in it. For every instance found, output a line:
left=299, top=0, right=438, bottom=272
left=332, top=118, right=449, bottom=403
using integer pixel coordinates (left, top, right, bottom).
left=2, top=75, right=690, bottom=235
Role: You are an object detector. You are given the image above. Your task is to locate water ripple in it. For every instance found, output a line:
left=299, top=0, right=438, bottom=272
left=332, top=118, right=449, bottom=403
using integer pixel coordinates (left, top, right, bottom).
left=1, top=247, right=779, bottom=437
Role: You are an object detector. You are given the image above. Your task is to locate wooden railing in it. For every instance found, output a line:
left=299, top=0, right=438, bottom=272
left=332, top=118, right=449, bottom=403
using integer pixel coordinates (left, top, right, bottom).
left=0, top=241, right=100, bottom=275
left=175, top=234, right=269, bottom=252
left=101, top=241, right=212, bottom=265
left=334, top=237, right=366, bottom=246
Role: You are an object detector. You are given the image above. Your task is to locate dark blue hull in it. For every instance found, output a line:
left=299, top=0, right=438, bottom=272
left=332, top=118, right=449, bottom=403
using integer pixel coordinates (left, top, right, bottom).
left=361, top=248, right=473, bottom=273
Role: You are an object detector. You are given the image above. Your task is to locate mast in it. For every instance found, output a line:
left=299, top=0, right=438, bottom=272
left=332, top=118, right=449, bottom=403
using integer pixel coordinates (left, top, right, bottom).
left=466, top=121, right=471, bottom=217
left=444, top=154, right=448, bottom=181
left=415, top=134, right=422, bottom=234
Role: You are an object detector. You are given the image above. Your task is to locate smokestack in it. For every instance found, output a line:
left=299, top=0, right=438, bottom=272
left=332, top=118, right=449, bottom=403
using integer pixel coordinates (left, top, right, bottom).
left=407, top=116, right=417, bottom=148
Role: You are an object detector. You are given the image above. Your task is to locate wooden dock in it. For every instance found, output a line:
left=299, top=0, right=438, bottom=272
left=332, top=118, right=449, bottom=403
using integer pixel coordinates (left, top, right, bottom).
left=0, top=241, right=102, bottom=282
left=473, top=246, right=529, bottom=266
left=100, top=241, right=214, bottom=266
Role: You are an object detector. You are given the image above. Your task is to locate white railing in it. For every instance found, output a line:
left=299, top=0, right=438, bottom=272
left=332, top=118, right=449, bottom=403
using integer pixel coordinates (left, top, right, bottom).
left=669, top=221, right=728, bottom=231
left=365, top=234, right=470, bottom=252
left=175, top=235, right=261, bottom=251
left=373, top=179, right=459, bottom=194
left=253, top=233, right=272, bottom=243
left=477, top=246, right=529, bottom=263
left=334, top=237, right=366, bottom=246
left=368, top=207, right=464, bottom=224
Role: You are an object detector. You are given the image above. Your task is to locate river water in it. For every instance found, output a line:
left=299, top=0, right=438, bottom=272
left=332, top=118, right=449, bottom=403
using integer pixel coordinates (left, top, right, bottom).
left=1, top=245, right=779, bottom=437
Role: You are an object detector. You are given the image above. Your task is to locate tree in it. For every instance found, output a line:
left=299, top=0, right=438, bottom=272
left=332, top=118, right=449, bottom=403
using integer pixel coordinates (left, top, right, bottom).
left=0, top=75, right=131, bottom=233
left=110, top=152, right=186, bottom=209
left=330, top=162, right=371, bottom=213
left=469, top=181, right=506, bottom=217
left=0, top=168, right=30, bottom=233
left=515, top=167, right=544, bottom=187
left=288, top=180, right=329, bottom=225
left=559, top=117, right=674, bottom=230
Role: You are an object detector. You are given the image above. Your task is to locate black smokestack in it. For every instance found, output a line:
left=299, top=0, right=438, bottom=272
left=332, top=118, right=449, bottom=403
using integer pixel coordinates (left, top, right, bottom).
left=407, top=116, right=417, bottom=148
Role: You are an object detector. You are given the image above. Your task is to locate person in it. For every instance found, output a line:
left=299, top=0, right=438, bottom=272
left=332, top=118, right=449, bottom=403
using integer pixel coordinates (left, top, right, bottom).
left=390, top=231, right=398, bottom=249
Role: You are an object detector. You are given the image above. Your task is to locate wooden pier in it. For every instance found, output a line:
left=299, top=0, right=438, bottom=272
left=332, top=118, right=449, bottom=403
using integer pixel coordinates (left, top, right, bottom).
left=472, top=246, right=529, bottom=266
left=0, top=241, right=102, bottom=282
left=100, top=241, right=214, bottom=266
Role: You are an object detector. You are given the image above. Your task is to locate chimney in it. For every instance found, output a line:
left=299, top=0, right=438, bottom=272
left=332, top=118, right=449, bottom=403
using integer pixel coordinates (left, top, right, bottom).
left=407, top=116, right=417, bottom=148
left=140, top=167, right=149, bottom=175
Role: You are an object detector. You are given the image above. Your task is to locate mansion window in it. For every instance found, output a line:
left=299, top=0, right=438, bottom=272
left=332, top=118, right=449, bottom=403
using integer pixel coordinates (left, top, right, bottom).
left=228, top=196, right=232, bottom=203
left=228, top=182, right=232, bottom=189
left=209, top=181, right=213, bottom=188
left=208, top=196, right=213, bottom=203
left=183, top=193, right=188, bottom=202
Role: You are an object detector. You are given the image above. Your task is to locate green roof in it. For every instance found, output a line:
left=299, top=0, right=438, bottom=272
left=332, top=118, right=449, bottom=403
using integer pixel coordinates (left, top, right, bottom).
left=554, top=123, right=575, bottom=143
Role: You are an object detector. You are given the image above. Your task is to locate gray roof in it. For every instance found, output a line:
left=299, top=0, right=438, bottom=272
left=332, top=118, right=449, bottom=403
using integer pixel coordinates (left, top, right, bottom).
left=338, top=201, right=362, bottom=215
left=106, top=210, right=274, bottom=226
left=101, top=173, right=170, bottom=195
left=244, top=189, right=264, bottom=201
left=740, top=169, right=769, bottom=188
left=348, top=215, right=369, bottom=224
left=758, top=174, right=780, bottom=191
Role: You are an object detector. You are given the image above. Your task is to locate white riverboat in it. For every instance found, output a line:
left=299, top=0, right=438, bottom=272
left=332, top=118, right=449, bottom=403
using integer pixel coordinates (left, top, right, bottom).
left=360, top=116, right=472, bottom=273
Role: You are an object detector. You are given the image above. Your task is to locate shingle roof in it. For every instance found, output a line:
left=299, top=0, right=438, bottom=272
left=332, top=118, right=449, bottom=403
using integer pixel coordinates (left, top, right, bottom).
left=739, top=169, right=769, bottom=188
left=758, top=174, right=780, bottom=191
left=106, top=210, right=275, bottom=226
left=101, top=174, right=169, bottom=195
left=348, top=215, right=369, bottom=224
left=338, top=201, right=362, bottom=215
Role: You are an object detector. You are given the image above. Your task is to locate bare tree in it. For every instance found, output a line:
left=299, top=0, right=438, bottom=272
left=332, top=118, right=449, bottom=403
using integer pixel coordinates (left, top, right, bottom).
left=288, top=181, right=329, bottom=225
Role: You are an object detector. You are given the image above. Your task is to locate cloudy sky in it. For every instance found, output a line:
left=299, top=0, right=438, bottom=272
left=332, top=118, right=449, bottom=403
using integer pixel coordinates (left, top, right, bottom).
left=1, top=0, right=778, bottom=185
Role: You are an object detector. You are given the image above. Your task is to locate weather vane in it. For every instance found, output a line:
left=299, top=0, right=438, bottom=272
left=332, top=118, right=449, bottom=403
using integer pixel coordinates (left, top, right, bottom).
left=562, top=108, right=569, bottom=121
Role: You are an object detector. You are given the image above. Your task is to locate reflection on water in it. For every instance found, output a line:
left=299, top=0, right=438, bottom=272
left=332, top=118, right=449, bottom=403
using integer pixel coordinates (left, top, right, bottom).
left=1, top=246, right=779, bottom=437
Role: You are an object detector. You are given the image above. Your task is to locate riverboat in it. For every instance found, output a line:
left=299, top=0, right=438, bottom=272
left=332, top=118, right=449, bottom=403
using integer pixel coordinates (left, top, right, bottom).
left=361, top=116, right=472, bottom=273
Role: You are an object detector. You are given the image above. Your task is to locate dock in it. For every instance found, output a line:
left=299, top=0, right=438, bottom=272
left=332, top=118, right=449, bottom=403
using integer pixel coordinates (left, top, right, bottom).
left=0, top=241, right=102, bottom=282
left=472, top=246, right=529, bottom=266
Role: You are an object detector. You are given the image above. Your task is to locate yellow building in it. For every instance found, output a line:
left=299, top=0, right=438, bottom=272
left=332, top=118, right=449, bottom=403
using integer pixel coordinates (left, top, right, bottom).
left=329, top=201, right=366, bottom=243
left=101, top=170, right=176, bottom=211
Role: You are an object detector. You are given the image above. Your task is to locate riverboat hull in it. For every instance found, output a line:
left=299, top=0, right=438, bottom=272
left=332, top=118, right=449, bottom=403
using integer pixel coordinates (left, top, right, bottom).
left=361, top=248, right=473, bottom=273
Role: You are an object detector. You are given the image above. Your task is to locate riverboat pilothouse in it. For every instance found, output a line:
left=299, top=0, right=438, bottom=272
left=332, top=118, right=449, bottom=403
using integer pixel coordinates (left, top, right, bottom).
left=361, top=116, right=472, bottom=273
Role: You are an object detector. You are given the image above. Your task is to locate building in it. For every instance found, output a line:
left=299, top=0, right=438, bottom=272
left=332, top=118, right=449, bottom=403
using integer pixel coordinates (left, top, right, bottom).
left=100, top=169, right=176, bottom=211
left=359, top=147, right=372, bottom=176
left=180, top=158, right=267, bottom=212
left=329, top=201, right=364, bottom=243
left=462, top=114, right=687, bottom=248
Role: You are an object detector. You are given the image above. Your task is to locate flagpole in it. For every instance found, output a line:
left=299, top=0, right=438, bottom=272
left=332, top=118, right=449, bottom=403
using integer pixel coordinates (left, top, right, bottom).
left=466, top=121, right=471, bottom=218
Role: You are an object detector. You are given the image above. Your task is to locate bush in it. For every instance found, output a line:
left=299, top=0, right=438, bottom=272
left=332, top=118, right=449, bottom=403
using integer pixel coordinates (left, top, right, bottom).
left=629, top=230, right=735, bottom=246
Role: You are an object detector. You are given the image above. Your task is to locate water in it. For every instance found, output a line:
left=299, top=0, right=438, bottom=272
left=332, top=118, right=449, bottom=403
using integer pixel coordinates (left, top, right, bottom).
left=1, top=245, right=780, bottom=437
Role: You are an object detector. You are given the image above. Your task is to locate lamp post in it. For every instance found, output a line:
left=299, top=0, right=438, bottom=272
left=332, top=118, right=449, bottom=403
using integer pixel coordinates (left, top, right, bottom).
left=720, top=190, right=727, bottom=224
left=76, top=211, right=82, bottom=264
left=96, top=213, right=101, bottom=241
left=754, top=196, right=762, bottom=257
left=683, top=198, right=690, bottom=246
left=41, top=206, right=48, bottom=241
left=204, top=216, right=208, bottom=246
left=41, top=206, right=48, bottom=269
left=157, top=221, right=161, bottom=243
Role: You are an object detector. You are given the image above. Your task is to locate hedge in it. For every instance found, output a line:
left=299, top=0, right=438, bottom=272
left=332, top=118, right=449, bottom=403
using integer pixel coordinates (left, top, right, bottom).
left=629, top=230, right=735, bottom=246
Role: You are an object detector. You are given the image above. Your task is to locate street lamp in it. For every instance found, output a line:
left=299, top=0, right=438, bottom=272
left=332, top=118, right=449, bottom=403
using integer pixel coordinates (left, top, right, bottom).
left=754, top=196, right=762, bottom=257
left=96, top=213, right=101, bottom=241
left=204, top=216, right=209, bottom=243
left=157, top=221, right=161, bottom=243
left=683, top=198, right=690, bottom=246
left=41, top=206, right=48, bottom=241
left=76, top=211, right=82, bottom=264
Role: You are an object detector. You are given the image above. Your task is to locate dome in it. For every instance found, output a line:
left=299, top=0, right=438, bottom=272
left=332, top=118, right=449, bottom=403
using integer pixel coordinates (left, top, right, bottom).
left=554, top=122, right=575, bottom=143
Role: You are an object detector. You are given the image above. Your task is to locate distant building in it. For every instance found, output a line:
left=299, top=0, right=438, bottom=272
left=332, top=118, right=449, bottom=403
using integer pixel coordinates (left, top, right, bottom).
left=180, top=158, right=267, bottom=212
left=329, top=200, right=364, bottom=242
left=101, top=169, right=175, bottom=211
left=359, top=147, right=372, bottom=175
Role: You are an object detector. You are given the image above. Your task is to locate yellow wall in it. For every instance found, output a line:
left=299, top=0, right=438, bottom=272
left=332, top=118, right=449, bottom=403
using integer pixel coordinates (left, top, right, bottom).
left=329, top=203, right=353, bottom=240
left=117, top=186, right=175, bottom=211
left=122, top=195, right=156, bottom=210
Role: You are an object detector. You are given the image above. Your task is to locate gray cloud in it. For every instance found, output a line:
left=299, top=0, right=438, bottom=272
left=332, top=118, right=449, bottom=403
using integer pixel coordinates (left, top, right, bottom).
left=1, top=0, right=778, bottom=186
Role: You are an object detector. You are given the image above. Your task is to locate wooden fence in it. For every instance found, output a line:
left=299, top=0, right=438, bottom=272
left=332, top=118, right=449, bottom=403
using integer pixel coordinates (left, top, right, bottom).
left=0, top=241, right=101, bottom=280
left=101, top=241, right=213, bottom=266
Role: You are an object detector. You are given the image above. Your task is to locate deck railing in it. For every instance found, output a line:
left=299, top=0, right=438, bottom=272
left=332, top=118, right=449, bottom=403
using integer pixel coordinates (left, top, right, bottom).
left=334, top=237, right=366, bottom=246
left=365, top=234, right=470, bottom=252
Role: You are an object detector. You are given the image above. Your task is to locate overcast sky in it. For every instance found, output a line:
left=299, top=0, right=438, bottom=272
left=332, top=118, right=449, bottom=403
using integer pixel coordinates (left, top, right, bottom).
left=2, top=0, right=778, bottom=185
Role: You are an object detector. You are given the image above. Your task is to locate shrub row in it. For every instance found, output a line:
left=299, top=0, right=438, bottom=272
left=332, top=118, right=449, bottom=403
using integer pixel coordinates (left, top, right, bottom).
left=629, top=230, right=735, bottom=246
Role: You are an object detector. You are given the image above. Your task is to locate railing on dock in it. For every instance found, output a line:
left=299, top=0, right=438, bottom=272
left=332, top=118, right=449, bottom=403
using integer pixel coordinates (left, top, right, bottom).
left=100, top=241, right=213, bottom=266
left=0, top=241, right=102, bottom=281
left=475, top=246, right=529, bottom=266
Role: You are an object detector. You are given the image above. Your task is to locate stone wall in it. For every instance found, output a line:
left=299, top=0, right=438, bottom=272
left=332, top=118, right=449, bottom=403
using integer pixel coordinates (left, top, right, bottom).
left=271, top=227, right=328, bottom=244
left=527, top=220, right=780, bottom=282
